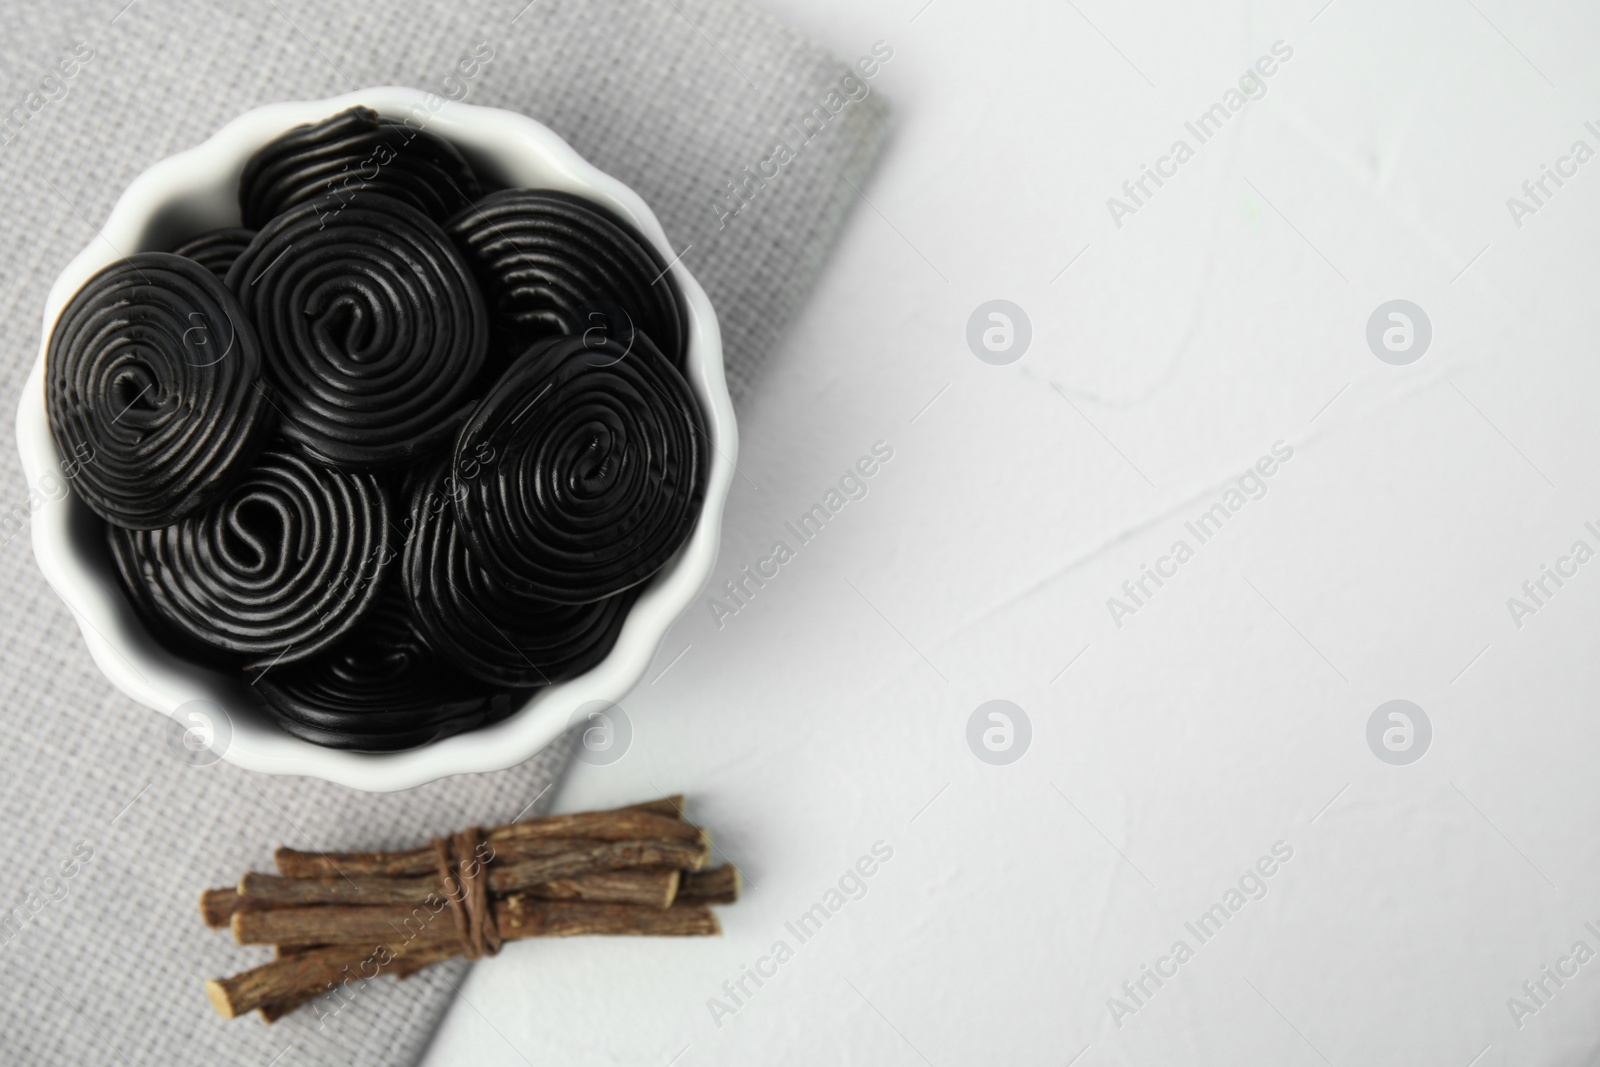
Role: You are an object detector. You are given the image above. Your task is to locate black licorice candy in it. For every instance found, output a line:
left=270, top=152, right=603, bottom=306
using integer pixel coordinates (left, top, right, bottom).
left=238, top=105, right=482, bottom=229
left=108, top=447, right=390, bottom=670
left=254, top=581, right=522, bottom=752
left=226, top=194, right=488, bottom=470
left=403, top=456, right=638, bottom=688
left=452, top=332, right=707, bottom=604
left=445, top=188, right=686, bottom=371
left=172, top=227, right=256, bottom=280
left=46, top=251, right=275, bottom=529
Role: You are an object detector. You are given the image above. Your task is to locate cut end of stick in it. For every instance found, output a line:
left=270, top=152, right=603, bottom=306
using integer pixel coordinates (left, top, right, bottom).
left=199, top=887, right=241, bottom=929
left=205, top=978, right=238, bottom=1020
left=687, top=827, right=712, bottom=869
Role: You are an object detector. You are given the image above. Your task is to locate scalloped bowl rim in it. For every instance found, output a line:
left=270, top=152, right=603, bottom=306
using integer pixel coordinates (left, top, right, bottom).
left=12, top=86, right=736, bottom=792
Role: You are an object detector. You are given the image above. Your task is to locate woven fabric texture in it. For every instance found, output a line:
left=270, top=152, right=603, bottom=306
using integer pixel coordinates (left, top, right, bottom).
left=0, top=1, right=889, bottom=1063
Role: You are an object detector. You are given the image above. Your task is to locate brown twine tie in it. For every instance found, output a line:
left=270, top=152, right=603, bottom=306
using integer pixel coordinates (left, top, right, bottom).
left=433, top=826, right=502, bottom=960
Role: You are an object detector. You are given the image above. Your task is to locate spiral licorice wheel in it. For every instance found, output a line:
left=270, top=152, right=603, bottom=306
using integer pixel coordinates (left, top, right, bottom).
left=107, top=448, right=390, bottom=670
left=227, top=194, right=488, bottom=469
left=454, top=332, right=706, bottom=603
left=445, top=189, right=686, bottom=370
left=254, top=582, right=520, bottom=751
left=46, top=251, right=274, bottom=529
left=172, top=228, right=256, bottom=280
left=239, top=105, right=481, bottom=229
left=404, top=458, right=637, bottom=687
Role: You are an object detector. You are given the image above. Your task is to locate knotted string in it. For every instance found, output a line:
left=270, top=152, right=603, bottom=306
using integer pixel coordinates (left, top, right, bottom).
left=433, top=826, right=502, bottom=960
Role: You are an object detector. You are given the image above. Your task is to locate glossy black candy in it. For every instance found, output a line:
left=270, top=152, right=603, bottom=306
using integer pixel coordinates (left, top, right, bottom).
left=238, top=105, right=481, bottom=229
left=403, top=457, right=638, bottom=687
left=452, top=332, right=706, bottom=604
left=46, top=251, right=274, bottom=529
left=445, top=188, right=686, bottom=370
left=253, top=582, right=522, bottom=751
left=172, top=227, right=256, bottom=280
left=226, top=194, right=488, bottom=469
left=108, top=448, right=390, bottom=670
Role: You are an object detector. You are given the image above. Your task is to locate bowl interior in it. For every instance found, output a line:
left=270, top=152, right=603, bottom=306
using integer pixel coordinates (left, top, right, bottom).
left=14, top=87, right=735, bottom=792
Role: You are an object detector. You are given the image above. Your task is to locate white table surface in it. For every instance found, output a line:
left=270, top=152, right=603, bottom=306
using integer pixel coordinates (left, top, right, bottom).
left=425, top=1, right=1600, bottom=1063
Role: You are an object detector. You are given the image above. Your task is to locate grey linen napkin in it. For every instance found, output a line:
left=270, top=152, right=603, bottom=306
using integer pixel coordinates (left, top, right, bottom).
left=0, top=1, right=889, bottom=1063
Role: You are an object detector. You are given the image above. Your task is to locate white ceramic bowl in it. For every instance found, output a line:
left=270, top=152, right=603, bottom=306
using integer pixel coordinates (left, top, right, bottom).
left=13, top=87, right=736, bottom=791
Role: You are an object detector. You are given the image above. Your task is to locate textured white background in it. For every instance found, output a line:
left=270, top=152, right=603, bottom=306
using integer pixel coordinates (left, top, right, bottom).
left=428, top=0, right=1600, bottom=1063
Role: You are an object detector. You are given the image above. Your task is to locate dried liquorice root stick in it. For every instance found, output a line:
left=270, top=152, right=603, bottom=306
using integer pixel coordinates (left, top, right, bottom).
left=213, top=901, right=721, bottom=1018
left=495, top=898, right=719, bottom=939
left=232, top=888, right=724, bottom=949
left=257, top=941, right=465, bottom=1023
left=207, top=862, right=707, bottom=928
left=238, top=866, right=683, bottom=909
left=208, top=841, right=703, bottom=925
left=532, top=868, right=681, bottom=907
left=208, top=941, right=404, bottom=1020
left=272, top=797, right=703, bottom=878
left=200, top=887, right=243, bottom=929
left=488, top=838, right=707, bottom=887
left=678, top=865, right=742, bottom=906
left=233, top=838, right=705, bottom=913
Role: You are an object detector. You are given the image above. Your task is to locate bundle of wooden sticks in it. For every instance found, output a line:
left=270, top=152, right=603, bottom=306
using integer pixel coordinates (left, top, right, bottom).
left=200, top=796, right=737, bottom=1022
